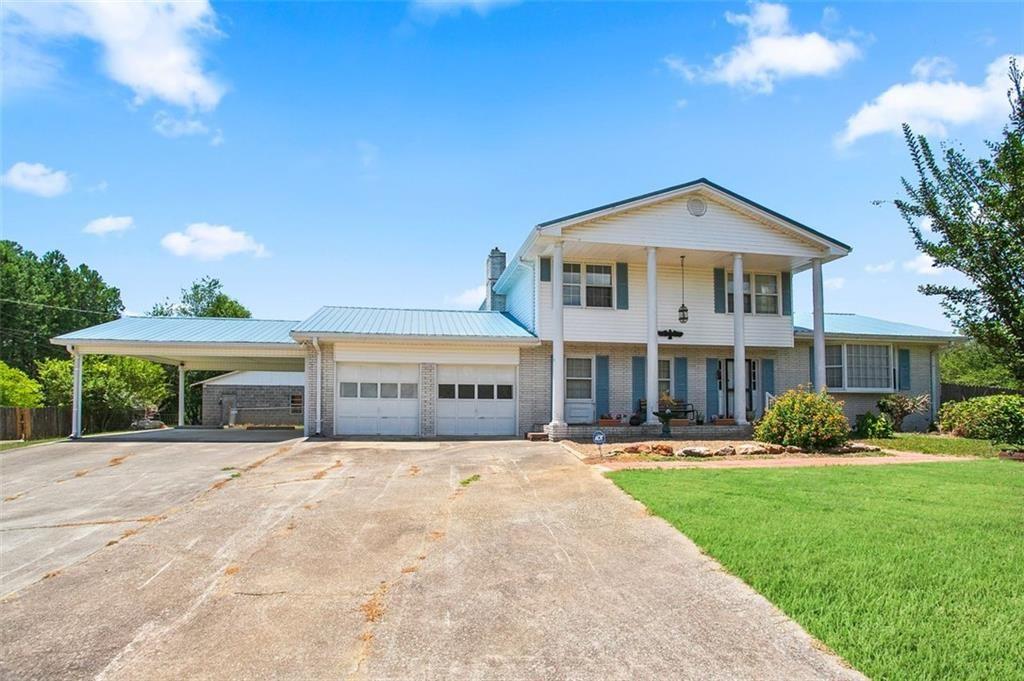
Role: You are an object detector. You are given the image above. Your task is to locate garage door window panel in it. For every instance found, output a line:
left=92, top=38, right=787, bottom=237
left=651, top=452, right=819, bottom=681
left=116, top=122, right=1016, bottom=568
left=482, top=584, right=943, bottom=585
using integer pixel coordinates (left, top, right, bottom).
left=477, top=384, right=495, bottom=399
left=458, top=384, right=475, bottom=399
left=497, top=384, right=513, bottom=399
left=400, top=383, right=418, bottom=399
left=380, top=383, right=398, bottom=399
left=438, top=384, right=456, bottom=399
left=340, top=382, right=358, bottom=398
left=359, top=383, right=378, bottom=398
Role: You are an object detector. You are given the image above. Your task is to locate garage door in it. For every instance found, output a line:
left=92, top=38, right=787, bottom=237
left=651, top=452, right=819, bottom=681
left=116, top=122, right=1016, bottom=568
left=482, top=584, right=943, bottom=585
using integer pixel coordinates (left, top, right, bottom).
left=337, top=363, right=419, bottom=436
left=436, top=365, right=516, bottom=436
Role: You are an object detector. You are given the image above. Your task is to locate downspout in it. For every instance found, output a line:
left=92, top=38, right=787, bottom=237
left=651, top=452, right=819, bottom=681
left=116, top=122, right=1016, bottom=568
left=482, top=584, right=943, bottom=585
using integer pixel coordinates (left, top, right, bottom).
left=312, top=336, right=322, bottom=435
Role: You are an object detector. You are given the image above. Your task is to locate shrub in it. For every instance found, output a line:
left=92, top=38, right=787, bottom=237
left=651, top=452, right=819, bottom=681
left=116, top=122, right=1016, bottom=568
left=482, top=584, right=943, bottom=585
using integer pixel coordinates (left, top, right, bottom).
left=938, top=394, right=1024, bottom=445
left=754, top=388, right=850, bottom=450
left=877, top=394, right=931, bottom=431
left=855, top=411, right=895, bottom=439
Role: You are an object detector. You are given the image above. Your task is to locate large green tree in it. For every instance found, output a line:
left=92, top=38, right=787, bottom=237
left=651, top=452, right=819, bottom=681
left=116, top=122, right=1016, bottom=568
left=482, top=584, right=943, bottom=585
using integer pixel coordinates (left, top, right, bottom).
left=894, top=60, right=1024, bottom=381
left=940, top=341, right=1021, bottom=389
left=0, top=241, right=123, bottom=375
left=0, top=360, right=43, bottom=407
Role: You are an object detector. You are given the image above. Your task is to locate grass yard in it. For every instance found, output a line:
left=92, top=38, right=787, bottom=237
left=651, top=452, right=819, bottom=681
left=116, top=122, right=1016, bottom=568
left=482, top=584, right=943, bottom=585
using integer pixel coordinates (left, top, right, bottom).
left=609, top=461, right=1024, bottom=680
left=0, top=437, right=64, bottom=452
left=861, top=432, right=1003, bottom=457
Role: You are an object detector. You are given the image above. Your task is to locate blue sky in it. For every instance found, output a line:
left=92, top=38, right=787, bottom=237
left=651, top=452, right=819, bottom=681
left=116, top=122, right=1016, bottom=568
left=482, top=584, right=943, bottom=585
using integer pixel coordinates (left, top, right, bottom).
left=2, top=1, right=1021, bottom=330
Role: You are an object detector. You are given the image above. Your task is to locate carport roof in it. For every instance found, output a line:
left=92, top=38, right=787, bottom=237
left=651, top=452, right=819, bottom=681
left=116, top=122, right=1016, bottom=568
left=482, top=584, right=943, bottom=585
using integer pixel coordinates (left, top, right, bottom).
left=292, top=306, right=536, bottom=338
left=52, top=316, right=301, bottom=345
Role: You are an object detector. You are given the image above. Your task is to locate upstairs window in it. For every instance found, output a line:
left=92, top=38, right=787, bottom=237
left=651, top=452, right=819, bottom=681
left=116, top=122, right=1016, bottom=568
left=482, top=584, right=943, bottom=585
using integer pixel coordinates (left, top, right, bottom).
left=726, top=273, right=751, bottom=314
left=563, top=263, right=582, bottom=306
left=754, top=274, right=779, bottom=314
left=585, top=265, right=613, bottom=308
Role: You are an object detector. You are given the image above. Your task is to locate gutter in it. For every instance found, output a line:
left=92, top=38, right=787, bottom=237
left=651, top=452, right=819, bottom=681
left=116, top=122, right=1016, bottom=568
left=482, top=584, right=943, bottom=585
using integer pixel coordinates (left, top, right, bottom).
left=289, top=332, right=540, bottom=345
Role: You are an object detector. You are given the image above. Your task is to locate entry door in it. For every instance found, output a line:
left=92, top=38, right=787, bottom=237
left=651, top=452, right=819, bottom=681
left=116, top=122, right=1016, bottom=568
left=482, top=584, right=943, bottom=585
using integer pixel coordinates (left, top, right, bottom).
left=436, top=365, right=516, bottom=436
left=723, top=359, right=755, bottom=418
left=337, top=363, right=420, bottom=436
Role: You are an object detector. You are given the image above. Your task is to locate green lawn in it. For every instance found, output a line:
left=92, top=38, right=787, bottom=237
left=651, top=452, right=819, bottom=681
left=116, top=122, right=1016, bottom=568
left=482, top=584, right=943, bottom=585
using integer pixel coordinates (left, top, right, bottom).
left=609, top=461, right=1024, bottom=680
left=862, top=432, right=1003, bottom=457
left=0, top=437, right=64, bottom=452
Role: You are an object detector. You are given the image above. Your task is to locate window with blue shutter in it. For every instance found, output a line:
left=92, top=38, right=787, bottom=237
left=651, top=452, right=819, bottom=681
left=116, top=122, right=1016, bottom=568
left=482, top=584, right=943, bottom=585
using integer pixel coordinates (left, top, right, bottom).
left=705, top=358, right=719, bottom=417
left=762, top=359, right=775, bottom=411
left=898, top=349, right=911, bottom=391
left=596, top=355, right=610, bottom=416
left=631, top=357, right=646, bottom=412
left=539, top=257, right=551, bottom=282
left=615, top=262, right=629, bottom=309
left=781, top=272, right=793, bottom=316
left=673, top=357, right=688, bottom=402
left=713, top=269, right=726, bottom=313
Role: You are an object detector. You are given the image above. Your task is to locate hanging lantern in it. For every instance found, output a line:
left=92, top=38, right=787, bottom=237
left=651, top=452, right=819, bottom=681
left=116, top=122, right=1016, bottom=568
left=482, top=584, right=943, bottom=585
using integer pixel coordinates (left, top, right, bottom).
left=678, top=255, right=689, bottom=324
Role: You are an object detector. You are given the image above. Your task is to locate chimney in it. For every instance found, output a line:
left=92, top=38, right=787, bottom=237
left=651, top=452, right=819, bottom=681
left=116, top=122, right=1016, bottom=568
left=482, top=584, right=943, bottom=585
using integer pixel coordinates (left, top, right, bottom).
left=485, top=247, right=507, bottom=311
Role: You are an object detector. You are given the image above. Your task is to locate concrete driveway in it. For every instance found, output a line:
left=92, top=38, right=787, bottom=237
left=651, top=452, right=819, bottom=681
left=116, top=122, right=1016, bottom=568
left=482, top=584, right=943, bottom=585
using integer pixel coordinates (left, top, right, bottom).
left=1, top=435, right=861, bottom=680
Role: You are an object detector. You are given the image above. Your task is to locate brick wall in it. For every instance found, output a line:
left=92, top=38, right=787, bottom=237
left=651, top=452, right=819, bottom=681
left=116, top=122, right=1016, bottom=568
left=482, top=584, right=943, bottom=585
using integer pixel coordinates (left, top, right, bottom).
left=302, top=341, right=336, bottom=436
left=517, top=344, right=551, bottom=435
left=420, top=363, right=436, bottom=436
left=201, top=384, right=303, bottom=426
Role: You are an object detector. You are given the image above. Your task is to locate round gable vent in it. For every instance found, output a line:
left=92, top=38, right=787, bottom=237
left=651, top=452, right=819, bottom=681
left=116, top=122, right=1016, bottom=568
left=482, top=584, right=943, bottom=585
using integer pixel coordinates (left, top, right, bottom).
left=687, top=197, right=707, bottom=217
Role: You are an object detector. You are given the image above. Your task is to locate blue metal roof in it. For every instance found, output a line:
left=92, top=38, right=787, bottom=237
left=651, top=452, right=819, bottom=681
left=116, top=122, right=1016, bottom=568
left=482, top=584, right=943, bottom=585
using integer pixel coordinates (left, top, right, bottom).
left=52, top=316, right=300, bottom=345
left=293, top=306, right=536, bottom=338
left=794, top=313, right=957, bottom=339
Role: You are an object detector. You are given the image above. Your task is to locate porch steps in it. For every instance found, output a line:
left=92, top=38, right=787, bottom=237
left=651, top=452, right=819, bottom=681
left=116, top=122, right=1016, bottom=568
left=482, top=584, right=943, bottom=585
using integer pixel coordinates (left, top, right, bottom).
left=525, top=432, right=548, bottom=442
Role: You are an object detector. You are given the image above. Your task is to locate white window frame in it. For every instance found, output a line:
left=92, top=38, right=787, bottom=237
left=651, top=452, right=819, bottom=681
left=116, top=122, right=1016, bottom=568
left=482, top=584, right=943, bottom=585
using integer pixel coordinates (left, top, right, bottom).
left=562, top=261, right=615, bottom=309
left=726, top=271, right=781, bottom=316
left=565, top=355, right=595, bottom=401
left=823, top=342, right=896, bottom=393
left=657, top=358, right=672, bottom=399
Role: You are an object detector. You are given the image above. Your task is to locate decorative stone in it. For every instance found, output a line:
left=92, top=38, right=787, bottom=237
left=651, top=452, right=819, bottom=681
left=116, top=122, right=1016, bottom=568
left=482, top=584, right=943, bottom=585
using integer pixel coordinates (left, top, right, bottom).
left=681, top=446, right=711, bottom=457
left=735, top=443, right=767, bottom=456
left=784, top=445, right=805, bottom=453
left=650, top=443, right=674, bottom=456
left=712, top=445, right=735, bottom=457
left=760, top=443, right=785, bottom=455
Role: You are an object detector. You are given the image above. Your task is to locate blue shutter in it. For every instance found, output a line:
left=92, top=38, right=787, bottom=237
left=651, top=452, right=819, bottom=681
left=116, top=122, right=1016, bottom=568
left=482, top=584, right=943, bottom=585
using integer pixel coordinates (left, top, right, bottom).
left=898, top=349, right=911, bottom=391
left=808, top=345, right=815, bottom=390
left=705, top=358, right=719, bottom=417
left=673, top=357, right=688, bottom=402
left=631, top=356, right=646, bottom=412
left=713, top=268, right=726, bottom=313
left=762, top=358, right=775, bottom=409
left=539, top=257, right=551, bottom=282
left=596, top=355, right=610, bottom=416
left=781, top=272, right=792, bottom=316
left=616, top=262, right=629, bottom=309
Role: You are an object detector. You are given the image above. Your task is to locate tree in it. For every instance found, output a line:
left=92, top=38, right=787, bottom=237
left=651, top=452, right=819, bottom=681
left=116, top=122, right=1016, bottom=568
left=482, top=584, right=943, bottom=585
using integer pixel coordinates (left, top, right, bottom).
left=0, top=241, right=123, bottom=375
left=893, top=59, right=1024, bottom=381
left=940, top=341, right=1022, bottom=389
left=36, top=356, right=168, bottom=433
left=150, top=276, right=251, bottom=318
left=0, top=361, right=43, bottom=407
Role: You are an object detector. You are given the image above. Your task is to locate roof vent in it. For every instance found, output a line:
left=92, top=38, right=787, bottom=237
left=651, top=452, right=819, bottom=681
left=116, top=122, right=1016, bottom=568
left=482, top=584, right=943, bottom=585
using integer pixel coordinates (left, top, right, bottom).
left=687, top=197, right=707, bottom=217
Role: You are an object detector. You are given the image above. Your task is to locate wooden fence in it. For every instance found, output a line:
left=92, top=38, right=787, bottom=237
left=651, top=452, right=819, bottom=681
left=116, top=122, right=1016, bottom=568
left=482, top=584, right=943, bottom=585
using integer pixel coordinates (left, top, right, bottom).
left=940, top=383, right=1024, bottom=403
left=0, top=406, right=72, bottom=441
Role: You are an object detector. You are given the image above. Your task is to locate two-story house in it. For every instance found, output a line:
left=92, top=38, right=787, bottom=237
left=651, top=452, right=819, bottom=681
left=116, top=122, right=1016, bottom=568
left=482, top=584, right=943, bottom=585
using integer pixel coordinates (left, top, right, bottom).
left=53, top=179, right=956, bottom=440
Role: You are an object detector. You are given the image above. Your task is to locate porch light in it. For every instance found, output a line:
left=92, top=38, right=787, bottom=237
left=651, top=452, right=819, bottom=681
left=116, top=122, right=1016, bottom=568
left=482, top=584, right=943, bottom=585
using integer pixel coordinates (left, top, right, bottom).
left=678, top=255, right=689, bottom=324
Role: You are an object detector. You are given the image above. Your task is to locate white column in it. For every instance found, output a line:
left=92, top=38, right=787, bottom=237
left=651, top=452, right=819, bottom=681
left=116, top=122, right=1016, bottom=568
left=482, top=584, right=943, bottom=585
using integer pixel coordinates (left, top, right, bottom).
left=732, top=254, right=748, bottom=425
left=177, top=364, right=186, bottom=427
left=811, top=257, right=827, bottom=392
left=71, top=349, right=83, bottom=438
left=645, top=247, right=659, bottom=424
left=550, top=241, right=566, bottom=426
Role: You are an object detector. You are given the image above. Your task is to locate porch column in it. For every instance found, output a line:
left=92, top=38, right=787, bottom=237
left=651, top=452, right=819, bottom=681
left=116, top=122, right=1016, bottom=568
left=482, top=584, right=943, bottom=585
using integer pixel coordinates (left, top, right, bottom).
left=732, top=254, right=748, bottom=425
left=645, top=246, right=659, bottom=424
left=70, top=349, right=83, bottom=439
left=550, top=240, right=566, bottom=426
left=811, top=257, right=827, bottom=391
left=177, top=364, right=186, bottom=427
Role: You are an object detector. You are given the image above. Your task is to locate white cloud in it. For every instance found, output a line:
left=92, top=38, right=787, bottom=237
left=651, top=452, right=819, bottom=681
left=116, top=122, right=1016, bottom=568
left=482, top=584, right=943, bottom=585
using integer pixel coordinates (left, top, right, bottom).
left=864, top=260, right=895, bottom=274
left=903, top=253, right=943, bottom=276
left=668, top=3, right=860, bottom=94
left=153, top=111, right=209, bottom=138
left=837, top=54, right=1022, bottom=147
left=1, top=161, right=70, bottom=197
left=3, top=0, right=224, bottom=110
left=410, top=0, right=518, bottom=18
left=917, top=216, right=934, bottom=234
left=911, top=56, right=955, bottom=81
left=824, top=277, right=845, bottom=290
left=84, top=215, right=134, bottom=236
left=445, top=284, right=487, bottom=309
left=160, top=223, right=267, bottom=260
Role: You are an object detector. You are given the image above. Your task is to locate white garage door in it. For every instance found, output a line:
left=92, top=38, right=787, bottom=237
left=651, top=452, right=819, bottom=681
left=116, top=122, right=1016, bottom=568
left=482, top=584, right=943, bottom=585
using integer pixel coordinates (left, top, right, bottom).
left=337, top=363, right=419, bottom=436
left=436, top=365, right=516, bottom=436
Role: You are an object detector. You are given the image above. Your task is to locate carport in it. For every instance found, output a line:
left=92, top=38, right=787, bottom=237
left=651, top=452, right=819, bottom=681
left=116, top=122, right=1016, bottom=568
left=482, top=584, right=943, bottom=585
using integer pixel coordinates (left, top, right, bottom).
left=50, top=317, right=307, bottom=438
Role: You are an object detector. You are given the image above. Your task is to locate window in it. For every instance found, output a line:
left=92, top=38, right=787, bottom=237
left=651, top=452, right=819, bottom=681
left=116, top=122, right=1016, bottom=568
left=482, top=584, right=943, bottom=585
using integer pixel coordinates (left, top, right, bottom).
left=477, top=384, right=495, bottom=399
left=754, top=274, right=779, bottom=314
left=340, top=382, right=358, bottom=398
left=563, top=263, right=581, bottom=306
left=658, top=359, right=671, bottom=397
left=585, top=265, right=613, bottom=307
left=496, top=384, right=514, bottom=399
left=380, top=382, right=398, bottom=399
left=438, top=384, right=456, bottom=399
left=458, top=384, right=475, bottom=399
left=726, top=273, right=751, bottom=313
left=290, top=393, right=303, bottom=415
left=825, top=345, right=843, bottom=389
left=359, top=383, right=378, bottom=398
left=566, top=358, right=593, bottom=399
left=400, top=383, right=418, bottom=399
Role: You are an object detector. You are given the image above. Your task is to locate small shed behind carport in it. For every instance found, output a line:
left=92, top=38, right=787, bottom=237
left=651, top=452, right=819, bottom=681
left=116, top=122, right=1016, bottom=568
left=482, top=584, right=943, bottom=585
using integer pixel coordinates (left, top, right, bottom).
left=194, top=371, right=306, bottom=426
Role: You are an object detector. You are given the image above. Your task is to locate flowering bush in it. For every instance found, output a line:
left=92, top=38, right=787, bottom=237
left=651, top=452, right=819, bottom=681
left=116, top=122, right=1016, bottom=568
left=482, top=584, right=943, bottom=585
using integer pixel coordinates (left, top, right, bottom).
left=855, top=411, right=895, bottom=439
left=938, top=394, right=1024, bottom=445
left=754, top=387, right=850, bottom=450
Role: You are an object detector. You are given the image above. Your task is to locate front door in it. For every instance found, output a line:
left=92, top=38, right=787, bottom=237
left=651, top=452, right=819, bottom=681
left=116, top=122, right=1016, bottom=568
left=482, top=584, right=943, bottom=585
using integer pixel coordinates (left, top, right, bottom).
left=723, top=359, right=755, bottom=419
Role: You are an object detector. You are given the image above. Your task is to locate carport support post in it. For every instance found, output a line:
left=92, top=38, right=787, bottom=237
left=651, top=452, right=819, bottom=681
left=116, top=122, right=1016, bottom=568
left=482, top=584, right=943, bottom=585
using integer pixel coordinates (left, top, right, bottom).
left=177, top=364, right=185, bottom=427
left=70, top=349, right=83, bottom=439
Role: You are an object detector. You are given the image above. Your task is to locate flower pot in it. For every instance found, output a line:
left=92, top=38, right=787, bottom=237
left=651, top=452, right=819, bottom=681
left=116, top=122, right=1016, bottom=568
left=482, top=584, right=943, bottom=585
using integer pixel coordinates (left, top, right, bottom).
left=598, top=419, right=620, bottom=427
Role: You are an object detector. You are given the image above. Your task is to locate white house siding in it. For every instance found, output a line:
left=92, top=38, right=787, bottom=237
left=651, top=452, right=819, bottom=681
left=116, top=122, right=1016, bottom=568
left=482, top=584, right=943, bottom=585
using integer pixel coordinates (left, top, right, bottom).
left=504, top=261, right=535, bottom=332
left=536, top=264, right=793, bottom=347
left=202, top=371, right=305, bottom=386
left=333, top=342, right=519, bottom=365
left=560, top=193, right=823, bottom=259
